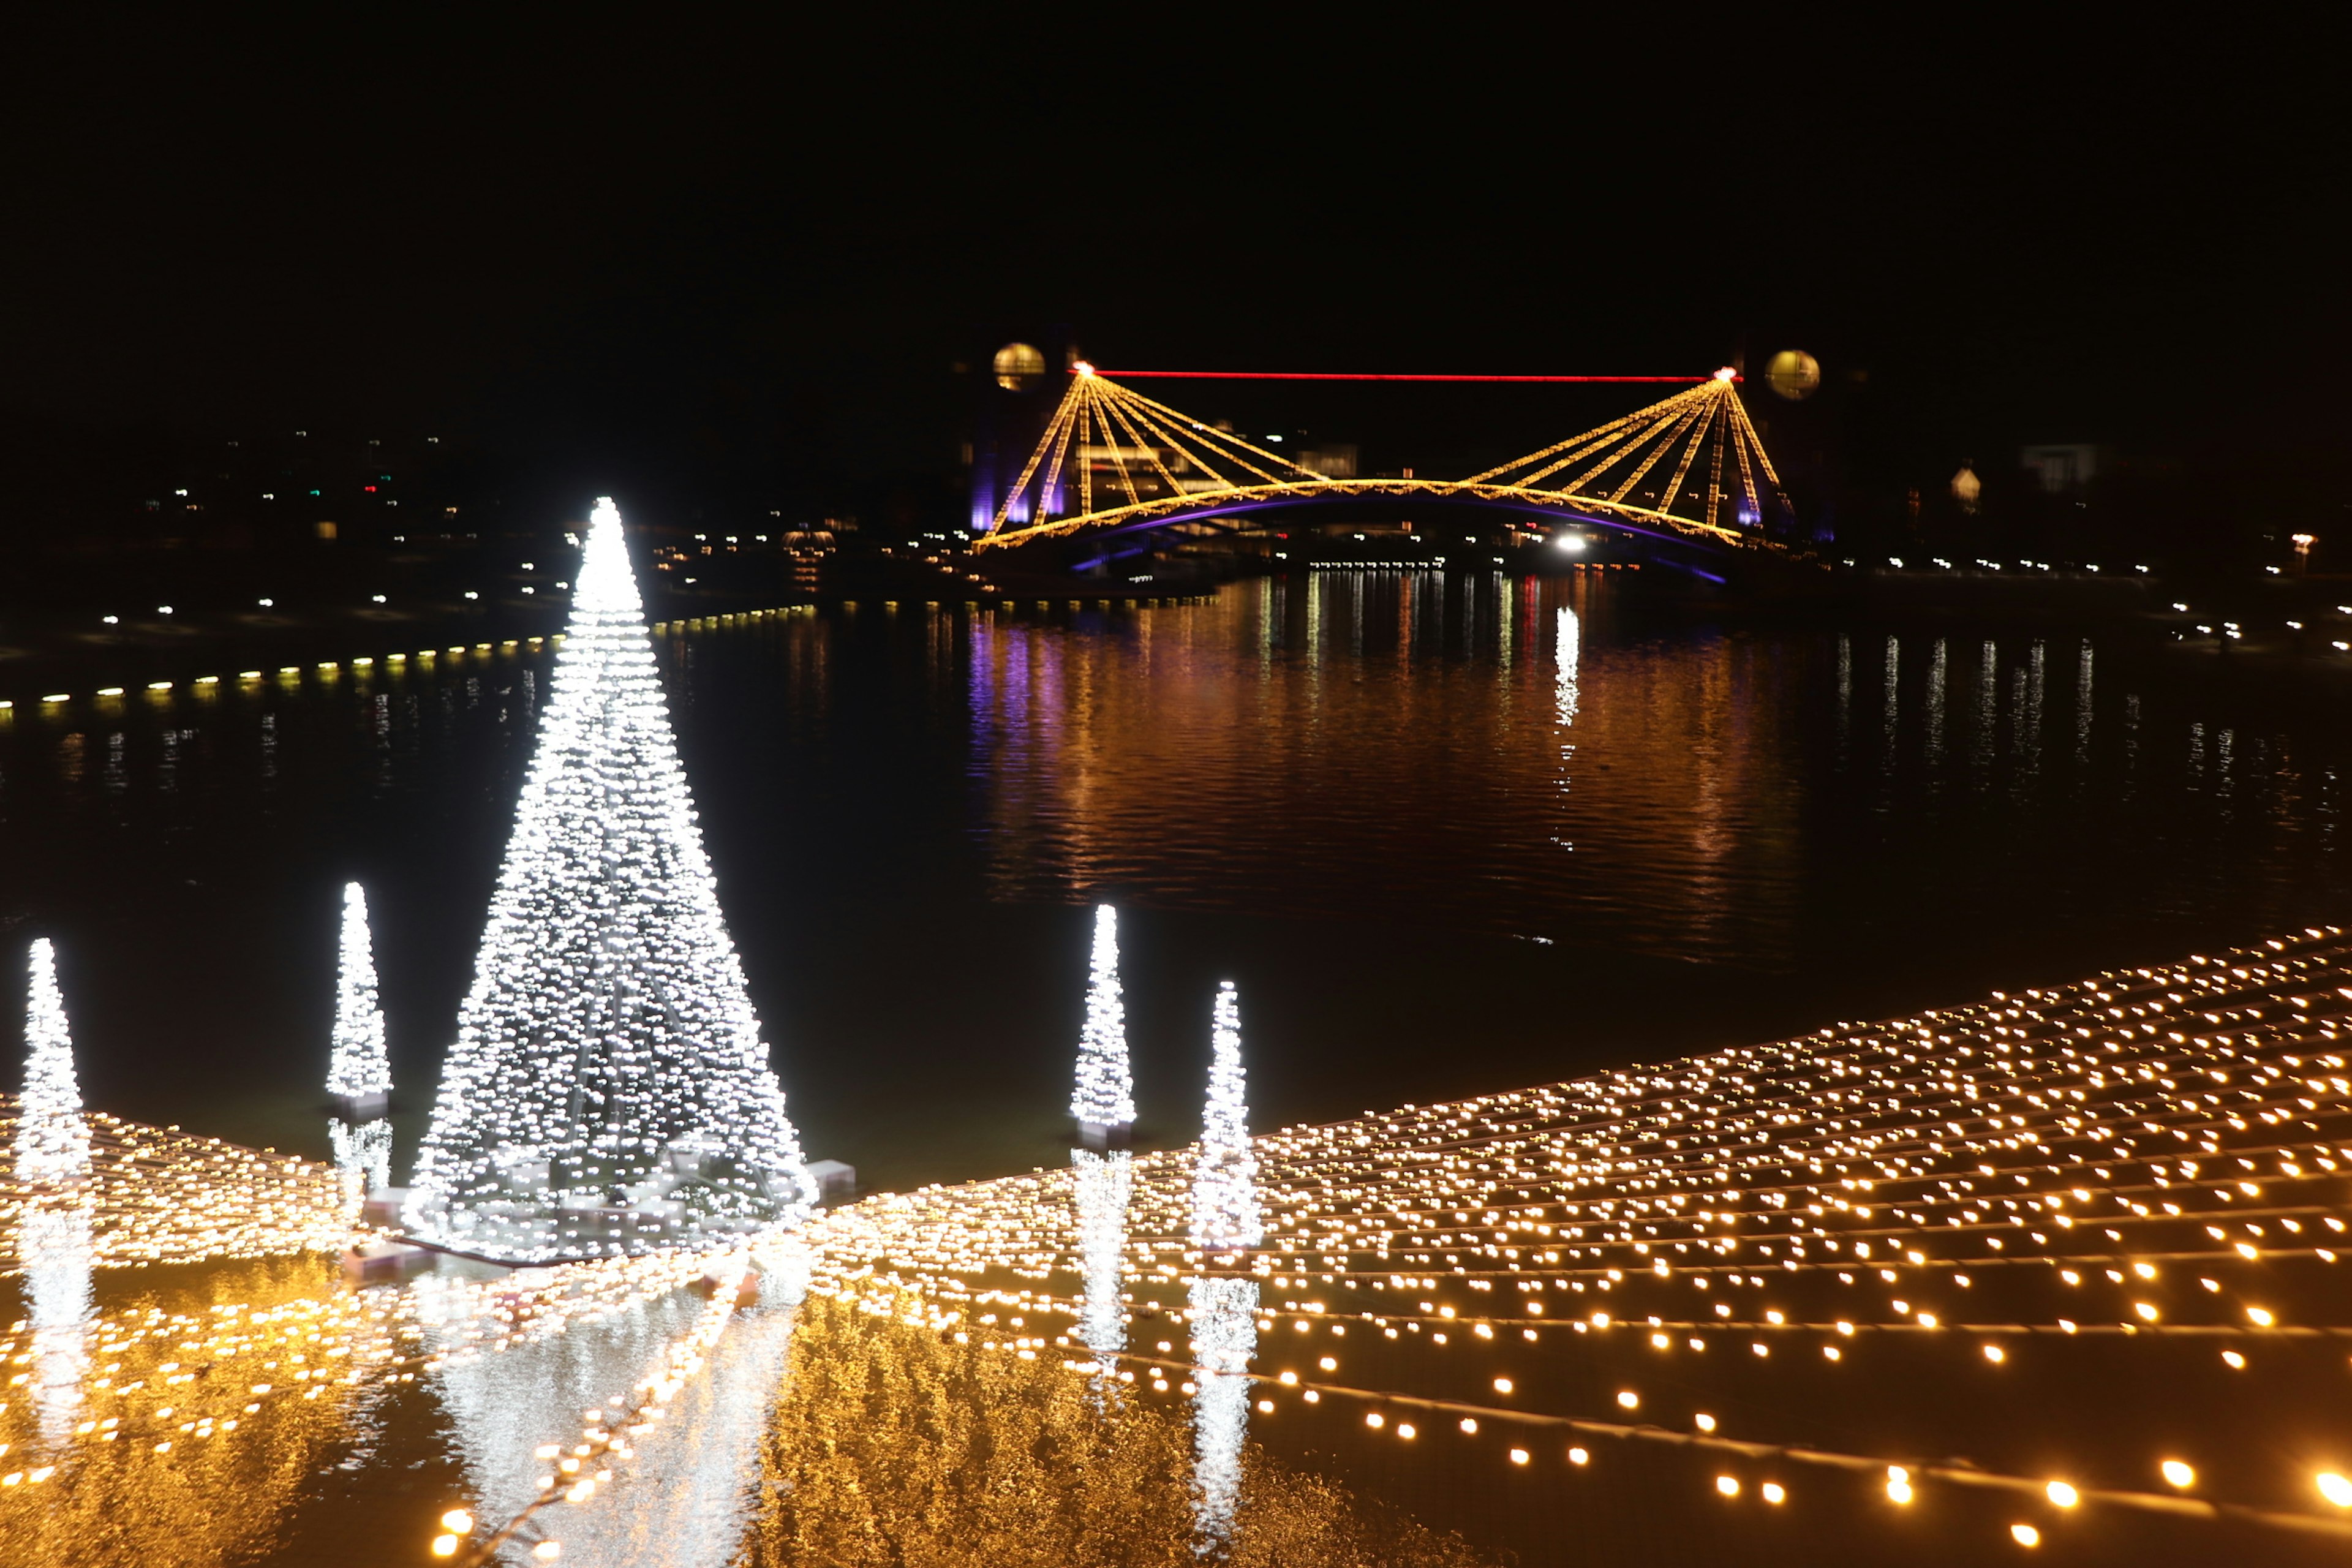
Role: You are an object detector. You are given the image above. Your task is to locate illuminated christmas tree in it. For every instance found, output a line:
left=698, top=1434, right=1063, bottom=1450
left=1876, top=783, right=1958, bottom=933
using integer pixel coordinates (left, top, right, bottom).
left=16, top=940, right=94, bottom=1450
left=1069, top=904, right=1136, bottom=1149
left=1189, top=981, right=1259, bottom=1253
left=406, top=499, right=815, bottom=1262
left=325, top=881, right=393, bottom=1121
left=15, top=938, right=91, bottom=1187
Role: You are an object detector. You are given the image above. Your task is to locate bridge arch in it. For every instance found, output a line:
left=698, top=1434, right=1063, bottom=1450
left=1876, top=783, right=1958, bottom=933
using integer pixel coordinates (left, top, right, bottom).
left=971, top=368, right=1817, bottom=578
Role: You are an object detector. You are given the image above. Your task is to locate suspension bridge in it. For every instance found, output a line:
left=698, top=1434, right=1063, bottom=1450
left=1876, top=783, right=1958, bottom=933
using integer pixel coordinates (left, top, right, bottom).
left=971, top=365, right=1815, bottom=576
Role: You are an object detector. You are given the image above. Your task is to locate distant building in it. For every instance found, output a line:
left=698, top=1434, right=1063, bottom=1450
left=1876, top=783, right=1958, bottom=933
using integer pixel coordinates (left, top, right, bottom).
left=1293, top=443, right=1358, bottom=478
left=1951, top=465, right=1983, bottom=514
left=2020, top=443, right=2105, bottom=494
left=967, top=333, right=1083, bottom=532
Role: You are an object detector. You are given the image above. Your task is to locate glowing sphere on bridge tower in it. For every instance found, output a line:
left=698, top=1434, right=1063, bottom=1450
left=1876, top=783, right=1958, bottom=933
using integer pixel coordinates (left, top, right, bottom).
left=993, top=342, right=1047, bottom=391
left=1766, top=350, right=1822, bottom=401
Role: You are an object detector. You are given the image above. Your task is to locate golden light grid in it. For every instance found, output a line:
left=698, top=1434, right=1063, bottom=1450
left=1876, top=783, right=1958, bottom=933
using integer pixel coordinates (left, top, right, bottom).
left=975, top=371, right=1801, bottom=555
left=798, top=924, right=2352, bottom=1540
left=0, top=1104, right=347, bottom=1273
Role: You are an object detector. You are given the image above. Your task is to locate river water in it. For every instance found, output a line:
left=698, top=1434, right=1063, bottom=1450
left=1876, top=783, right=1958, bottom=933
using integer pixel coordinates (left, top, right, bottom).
left=0, top=572, right=2345, bottom=1191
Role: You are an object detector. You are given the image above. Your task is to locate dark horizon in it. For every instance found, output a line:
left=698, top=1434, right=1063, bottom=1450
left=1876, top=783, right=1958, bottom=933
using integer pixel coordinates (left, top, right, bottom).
left=2, top=17, right=2345, bottom=543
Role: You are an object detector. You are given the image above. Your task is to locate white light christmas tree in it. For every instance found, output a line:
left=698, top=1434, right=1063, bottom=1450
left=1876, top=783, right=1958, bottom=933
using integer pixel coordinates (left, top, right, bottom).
left=16, top=938, right=92, bottom=1187
left=405, top=499, right=815, bottom=1263
left=326, top=881, right=393, bottom=1121
left=1186, top=982, right=1259, bottom=1555
left=16, top=940, right=94, bottom=1450
left=1069, top=904, right=1136, bottom=1149
left=1189, top=981, right=1260, bottom=1254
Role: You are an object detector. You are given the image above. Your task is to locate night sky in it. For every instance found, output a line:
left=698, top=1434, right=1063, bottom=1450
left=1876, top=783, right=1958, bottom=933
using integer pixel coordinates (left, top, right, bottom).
left=2, top=15, right=2342, bottom=519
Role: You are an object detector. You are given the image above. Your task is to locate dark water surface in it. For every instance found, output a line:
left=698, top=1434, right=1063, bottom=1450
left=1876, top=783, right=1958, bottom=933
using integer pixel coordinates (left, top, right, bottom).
left=1, top=574, right=2345, bottom=1190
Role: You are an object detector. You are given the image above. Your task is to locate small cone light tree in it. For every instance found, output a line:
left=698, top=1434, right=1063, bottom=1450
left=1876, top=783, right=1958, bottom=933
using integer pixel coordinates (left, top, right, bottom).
left=406, top=499, right=815, bottom=1262
left=325, top=881, right=393, bottom=1121
left=1190, top=981, right=1259, bottom=1253
left=1069, top=904, right=1136, bottom=1150
left=15, top=938, right=92, bottom=1188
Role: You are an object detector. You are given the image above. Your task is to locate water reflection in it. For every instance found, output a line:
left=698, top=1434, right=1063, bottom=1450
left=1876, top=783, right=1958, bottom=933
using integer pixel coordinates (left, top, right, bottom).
left=0, top=581, right=2346, bottom=1157
left=18, top=1201, right=92, bottom=1450
left=1553, top=608, right=1579, bottom=852
left=0, top=1256, right=368, bottom=1568
left=1189, top=981, right=1261, bottom=1555
left=1924, top=638, right=1947, bottom=771
left=420, top=1270, right=797, bottom=1568
left=744, top=1298, right=1485, bottom=1568
left=962, top=576, right=1821, bottom=963
left=1072, top=1148, right=1133, bottom=1384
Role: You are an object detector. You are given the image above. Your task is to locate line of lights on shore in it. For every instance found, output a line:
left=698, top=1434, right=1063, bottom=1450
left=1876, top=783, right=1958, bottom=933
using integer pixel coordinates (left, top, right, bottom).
left=0, top=598, right=1242, bottom=718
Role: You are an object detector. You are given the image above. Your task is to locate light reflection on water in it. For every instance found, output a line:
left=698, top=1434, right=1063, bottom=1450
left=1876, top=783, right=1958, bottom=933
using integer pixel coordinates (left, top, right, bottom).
left=418, top=1274, right=796, bottom=1568
left=961, top=579, right=2345, bottom=969
left=2, top=576, right=2348, bottom=1178
left=1072, top=1147, right=1131, bottom=1386
left=1186, top=1274, right=1257, bottom=1554
left=19, top=1200, right=93, bottom=1452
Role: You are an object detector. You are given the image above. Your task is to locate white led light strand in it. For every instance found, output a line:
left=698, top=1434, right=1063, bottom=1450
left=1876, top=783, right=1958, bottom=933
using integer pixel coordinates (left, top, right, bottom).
left=325, top=881, right=393, bottom=1120
left=1070, top=905, right=1137, bottom=1147
left=406, top=499, right=815, bottom=1263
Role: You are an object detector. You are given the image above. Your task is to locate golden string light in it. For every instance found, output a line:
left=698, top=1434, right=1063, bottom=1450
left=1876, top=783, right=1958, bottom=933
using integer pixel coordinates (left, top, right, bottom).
left=797, top=924, right=2352, bottom=1547
left=0, top=1098, right=347, bottom=1273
